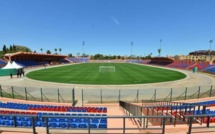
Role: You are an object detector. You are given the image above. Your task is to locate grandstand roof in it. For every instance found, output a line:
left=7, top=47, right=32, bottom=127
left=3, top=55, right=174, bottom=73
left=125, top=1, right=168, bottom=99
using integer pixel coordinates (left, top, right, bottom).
left=4, top=52, right=68, bottom=61
left=189, top=50, right=215, bottom=55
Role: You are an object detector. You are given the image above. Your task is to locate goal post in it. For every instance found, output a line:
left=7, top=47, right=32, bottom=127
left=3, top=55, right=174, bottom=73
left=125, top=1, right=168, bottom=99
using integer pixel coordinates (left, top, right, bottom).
left=99, top=66, right=115, bottom=73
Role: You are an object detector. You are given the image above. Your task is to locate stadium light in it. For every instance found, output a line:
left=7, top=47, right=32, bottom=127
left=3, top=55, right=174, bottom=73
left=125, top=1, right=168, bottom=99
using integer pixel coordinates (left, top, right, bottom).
left=82, top=41, right=85, bottom=57
left=158, top=39, right=162, bottom=57
left=131, top=41, right=133, bottom=62
left=209, top=40, right=213, bottom=59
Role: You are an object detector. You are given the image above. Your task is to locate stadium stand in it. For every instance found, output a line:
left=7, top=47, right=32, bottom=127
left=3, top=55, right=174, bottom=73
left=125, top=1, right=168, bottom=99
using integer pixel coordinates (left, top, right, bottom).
left=0, top=59, right=7, bottom=68
left=0, top=101, right=108, bottom=129
left=167, top=60, right=195, bottom=69
left=148, top=57, right=174, bottom=66
left=68, top=57, right=90, bottom=63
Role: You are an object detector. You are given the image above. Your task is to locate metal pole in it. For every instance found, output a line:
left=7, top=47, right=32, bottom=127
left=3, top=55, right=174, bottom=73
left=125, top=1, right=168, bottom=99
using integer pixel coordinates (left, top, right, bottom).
left=185, top=87, right=187, bottom=100
left=154, top=89, right=156, bottom=102
left=123, top=117, right=125, bottom=134
left=131, top=41, right=133, bottom=62
left=0, top=85, right=2, bottom=97
left=32, top=117, right=36, bottom=134
left=198, top=86, right=200, bottom=99
left=100, top=89, right=103, bottom=104
left=12, top=86, right=14, bottom=99
left=72, top=88, right=75, bottom=106
left=25, top=87, right=28, bottom=101
left=82, top=89, right=84, bottom=107
left=46, top=117, right=49, bottom=134
left=118, top=89, right=121, bottom=101
left=170, top=88, right=172, bottom=101
left=58, top=89, right=60, bottom=103
left=137, top=89, right=139, bottom=103
left=162, top=117, right=166, bottom=134
left=88, top=117, right=90, bottom=134
left=209, top=85, right=213, bottom=97
left=40, top=88, right=43, bottom=102
left=187, top=117, right=193, bottom=134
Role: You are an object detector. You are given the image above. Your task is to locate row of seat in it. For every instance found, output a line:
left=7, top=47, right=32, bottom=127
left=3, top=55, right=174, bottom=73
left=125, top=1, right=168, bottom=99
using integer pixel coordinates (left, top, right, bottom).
left=0, top=102, right=107, bottom=113
left=0, top=120, right=107, bottom=128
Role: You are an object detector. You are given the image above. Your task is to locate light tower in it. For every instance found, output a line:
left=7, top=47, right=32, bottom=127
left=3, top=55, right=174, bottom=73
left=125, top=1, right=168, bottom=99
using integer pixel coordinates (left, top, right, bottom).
left=131, top=41, right=133, bottom=62
left=158, top=39, right=162, bottom=57
left=82, top=41, right=85, bottom=57
left=209, top=40, right=213, bottom=60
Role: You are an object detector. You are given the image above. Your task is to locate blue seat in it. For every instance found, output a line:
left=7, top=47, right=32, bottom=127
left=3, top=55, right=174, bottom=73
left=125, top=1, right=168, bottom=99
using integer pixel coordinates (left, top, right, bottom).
left=41, top=122, right=46, bottom=127
left=75, top=118, right=82, bottom=123
left=4, top=120, right=14, bottom=126
left=59, top=118, right=67, bottom=122
left=99, top=123, right=107, bottom=128
left=0, top=120, right=4, bottom=125
left=36, top=121, right=41, bottom=127
left=16, top=121, right=22, bottom=126
left=79, top=123, right=87, bottom=128
left=69, top=123, right=77, bottom=128
left=92, top=119, right=99, bottom=123
left=49, top=122, right=59, bottom=128
left=90, top=124, right=97, bottom=128
left=69, top=118, right=75, bottom=123
left=59, top=122, right=68, bottom=128
left=22, top=121, right=32, bottom=127
left=100, top=120, right=107, bottom=123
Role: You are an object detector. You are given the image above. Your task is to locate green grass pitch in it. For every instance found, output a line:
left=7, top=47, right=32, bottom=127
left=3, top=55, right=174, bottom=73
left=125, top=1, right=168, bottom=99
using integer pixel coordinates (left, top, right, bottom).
left=26, top=63, right=186, bottom=85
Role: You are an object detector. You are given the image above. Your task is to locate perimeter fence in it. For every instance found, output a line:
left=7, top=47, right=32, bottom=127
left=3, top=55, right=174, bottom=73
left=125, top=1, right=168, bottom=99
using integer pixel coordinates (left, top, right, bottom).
left=0, top=84, right=215, bottom=105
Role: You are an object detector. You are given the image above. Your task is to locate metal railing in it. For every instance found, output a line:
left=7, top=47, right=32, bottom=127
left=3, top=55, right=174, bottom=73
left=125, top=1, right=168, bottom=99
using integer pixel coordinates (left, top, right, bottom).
left=0, top=114, right=172, bottom=134
left=185, top=114, right=215, bottom=134
left=0, top=114, right=37, bottom=134
left=0, top=85, right=215, bottom=104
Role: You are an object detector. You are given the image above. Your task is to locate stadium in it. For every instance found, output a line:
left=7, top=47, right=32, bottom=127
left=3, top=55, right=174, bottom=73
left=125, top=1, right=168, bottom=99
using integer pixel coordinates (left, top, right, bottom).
left=0, top=50, right=215, bottom=134
left=1, top=1, right=215, bottom=134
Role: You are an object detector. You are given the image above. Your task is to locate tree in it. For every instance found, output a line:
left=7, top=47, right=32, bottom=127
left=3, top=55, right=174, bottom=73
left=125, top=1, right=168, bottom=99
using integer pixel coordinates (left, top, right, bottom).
left=10, top=45, right=13, bottom=52
left=2, top=45, right=7, bottom=53
left=54, top=48, right=57, bottom=54
left=77, top=53, right=80, bottom=57
left=13, top=45, right=16, bottom=52
left=59, top=48, right=62, bottom=54
left=46, top=50, right=51, bottom=54
left=34, top=50, right=37, bottom=53
left=40, top=48, right=43, bottom=53
left=68, top=53, right=72, bottom=57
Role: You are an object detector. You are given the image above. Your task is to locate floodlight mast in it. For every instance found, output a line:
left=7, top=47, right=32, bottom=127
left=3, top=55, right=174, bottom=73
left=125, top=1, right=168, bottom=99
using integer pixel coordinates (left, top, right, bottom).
left=158, top=39, right=162, bottom=57
left=209, top=40, right=213, bottom=60
left=131, top=41, right=133, bottom=62
left=82, top=41, right=85, bottom=57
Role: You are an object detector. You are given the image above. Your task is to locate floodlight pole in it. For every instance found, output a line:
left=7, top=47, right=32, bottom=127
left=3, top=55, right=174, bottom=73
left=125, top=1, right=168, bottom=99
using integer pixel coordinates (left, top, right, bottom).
left=209, top=40, right=213, bottom=60
left=131, top=41, right=133, bottom=62
left=158, top=39, right=162, bottom=57
left=82, top=41, right=85, bottom=57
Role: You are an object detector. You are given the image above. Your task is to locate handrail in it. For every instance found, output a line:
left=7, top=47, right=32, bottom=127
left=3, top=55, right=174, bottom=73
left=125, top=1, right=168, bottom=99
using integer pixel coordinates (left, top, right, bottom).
left=42, top=115, right=172, bottom=134
left=184, top=114, right=215, bottom=134
left=0, top=114, right=37, bottom=134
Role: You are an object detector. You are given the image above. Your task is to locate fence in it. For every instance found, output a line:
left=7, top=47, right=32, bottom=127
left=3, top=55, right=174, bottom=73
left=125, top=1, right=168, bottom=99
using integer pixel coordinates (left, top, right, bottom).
left=0, top=114, right=171, bottom=134
left=0, top=85, right=215, bottom=105
left=120, top=100, right=215, bottom=134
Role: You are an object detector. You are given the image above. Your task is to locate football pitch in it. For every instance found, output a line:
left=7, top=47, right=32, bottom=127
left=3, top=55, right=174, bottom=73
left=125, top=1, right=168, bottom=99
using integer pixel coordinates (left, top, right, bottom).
left=26, top=63, right=186, bottom=85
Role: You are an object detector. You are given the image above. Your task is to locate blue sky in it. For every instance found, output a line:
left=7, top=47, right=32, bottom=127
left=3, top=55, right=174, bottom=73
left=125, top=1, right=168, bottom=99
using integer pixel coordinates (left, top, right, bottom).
left=0, top=0, right=215, bottom=57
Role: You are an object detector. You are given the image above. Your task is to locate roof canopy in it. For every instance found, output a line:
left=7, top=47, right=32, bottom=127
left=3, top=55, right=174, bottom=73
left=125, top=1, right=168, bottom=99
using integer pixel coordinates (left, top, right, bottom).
left=1, top=61, right=23, bottom=69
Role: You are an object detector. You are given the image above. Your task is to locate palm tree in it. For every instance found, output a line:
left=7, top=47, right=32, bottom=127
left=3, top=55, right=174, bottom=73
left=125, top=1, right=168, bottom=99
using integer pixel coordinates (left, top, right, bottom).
left=46, top=50, right=51, bottom=54
left=54, top=48, right=57, bottom=54
left=59, top=48, right=62, bottom=54
left=40, top=48, right=43, bottom=53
